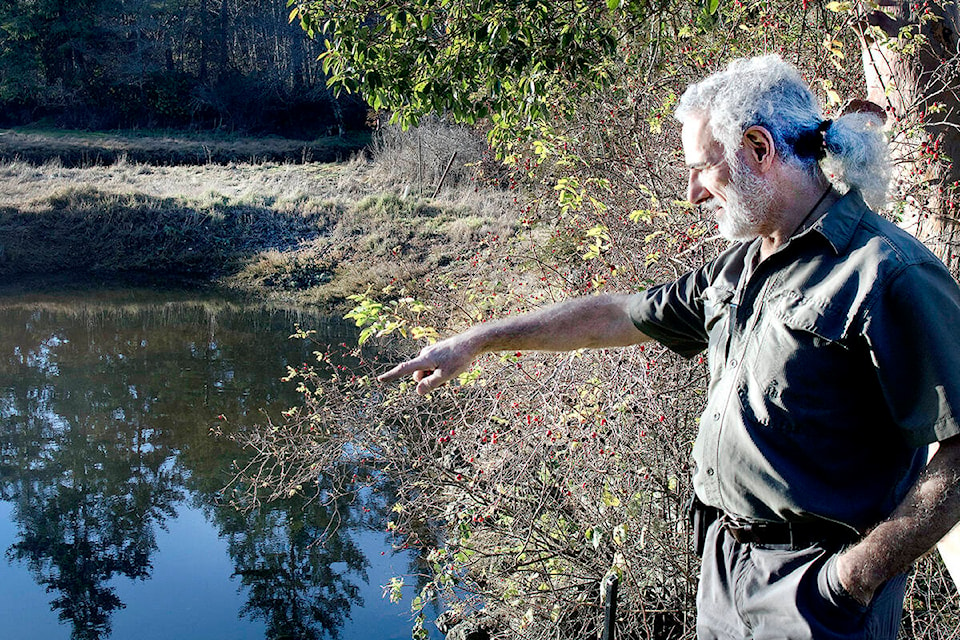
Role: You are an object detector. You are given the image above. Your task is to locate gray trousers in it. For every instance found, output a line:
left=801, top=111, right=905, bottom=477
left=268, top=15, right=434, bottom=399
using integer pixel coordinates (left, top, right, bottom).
left=697, top=521, right=908, bottom=639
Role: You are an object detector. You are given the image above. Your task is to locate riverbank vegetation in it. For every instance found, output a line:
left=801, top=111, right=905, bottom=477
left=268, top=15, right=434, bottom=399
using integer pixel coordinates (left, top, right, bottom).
left=0, top=120, right=515, bottom=306
left=0, top=128, right=371, bottom=166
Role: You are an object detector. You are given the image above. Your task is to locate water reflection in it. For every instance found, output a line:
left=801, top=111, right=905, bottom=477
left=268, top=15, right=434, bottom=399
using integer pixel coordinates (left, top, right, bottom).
left=224, top=491, right=368, bottom=640
left=0, top=284, right=406, bottom=640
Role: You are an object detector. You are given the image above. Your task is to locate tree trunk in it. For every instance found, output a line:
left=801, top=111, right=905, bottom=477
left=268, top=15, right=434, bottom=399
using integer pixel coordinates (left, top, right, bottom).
left=218, top=0, right=229, bottom=75
left=199, top=0, right=209, bottom=83
left=288, top=18, right=305, bottom=93
left=859, top=1, right=960, bottom=273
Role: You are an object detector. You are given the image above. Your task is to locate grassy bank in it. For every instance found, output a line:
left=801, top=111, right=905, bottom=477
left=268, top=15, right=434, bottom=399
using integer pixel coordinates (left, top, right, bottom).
left=0, top=124, right=514, bottom=308
left=0, top=128, right=371, bottom=167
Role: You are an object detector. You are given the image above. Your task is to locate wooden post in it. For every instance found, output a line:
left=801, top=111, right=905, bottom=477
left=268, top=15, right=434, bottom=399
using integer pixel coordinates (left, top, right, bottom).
left=431, top=152, right=458, bottom=198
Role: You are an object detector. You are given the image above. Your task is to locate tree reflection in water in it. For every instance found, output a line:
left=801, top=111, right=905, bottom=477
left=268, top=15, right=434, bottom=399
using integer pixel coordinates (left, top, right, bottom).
left=219, top=487, right=373, bottom=640
left=0, top=286, right=383, bottom=640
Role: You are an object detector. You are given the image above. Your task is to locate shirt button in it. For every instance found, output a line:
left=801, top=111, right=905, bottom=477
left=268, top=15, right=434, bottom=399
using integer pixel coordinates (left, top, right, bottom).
left=713, top=412, right=720, bottom=421
left=706, top=468, right=715, bottom=476
left=729, top=358, right=738, bottom=367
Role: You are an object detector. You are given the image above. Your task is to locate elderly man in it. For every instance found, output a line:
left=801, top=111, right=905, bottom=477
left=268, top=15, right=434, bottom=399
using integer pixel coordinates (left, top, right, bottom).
left=379, top=56, right=960, bottom=639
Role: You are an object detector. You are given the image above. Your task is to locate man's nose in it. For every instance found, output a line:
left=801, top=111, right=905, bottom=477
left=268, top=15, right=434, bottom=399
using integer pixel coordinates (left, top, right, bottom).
left=687, top=173, right=711, bottom=206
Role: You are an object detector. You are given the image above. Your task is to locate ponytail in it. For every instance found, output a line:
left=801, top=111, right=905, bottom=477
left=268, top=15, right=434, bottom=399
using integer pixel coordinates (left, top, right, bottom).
left=821, top=112, right=891, bottom=210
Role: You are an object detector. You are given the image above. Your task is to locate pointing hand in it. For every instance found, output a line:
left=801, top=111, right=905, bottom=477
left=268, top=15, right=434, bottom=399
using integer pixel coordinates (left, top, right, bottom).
left=377, top=333, right=479, bottom=395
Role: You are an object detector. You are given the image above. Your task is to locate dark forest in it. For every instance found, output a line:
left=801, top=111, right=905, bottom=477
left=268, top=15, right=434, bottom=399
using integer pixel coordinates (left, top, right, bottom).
left=0, top=0, right=369, bottom=137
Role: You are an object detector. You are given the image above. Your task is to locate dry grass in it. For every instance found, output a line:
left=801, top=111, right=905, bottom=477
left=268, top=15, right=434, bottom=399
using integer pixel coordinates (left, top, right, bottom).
left=0, top=124, right=517, bottom=309
left=366, top=115, right=491, bottom=194
left=0, top=128, right=370, bottom=167
left=0, top=158, right=346, bottom=206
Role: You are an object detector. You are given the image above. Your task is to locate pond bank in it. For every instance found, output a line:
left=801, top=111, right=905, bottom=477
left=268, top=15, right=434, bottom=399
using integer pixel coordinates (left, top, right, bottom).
left=0, top=128, right=371, bottom=167
left=0, top=133, right=515, bottom=310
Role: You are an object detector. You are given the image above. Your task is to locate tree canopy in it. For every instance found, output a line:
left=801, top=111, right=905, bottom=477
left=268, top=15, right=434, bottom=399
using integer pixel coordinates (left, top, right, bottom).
left=294, top=0, right=644, bottom=131
left=295, top=0, right=864, bottom=147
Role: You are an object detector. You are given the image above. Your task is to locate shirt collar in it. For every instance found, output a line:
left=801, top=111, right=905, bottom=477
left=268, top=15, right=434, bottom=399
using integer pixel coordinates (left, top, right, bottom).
left=800, top=189, right=868, bottom=255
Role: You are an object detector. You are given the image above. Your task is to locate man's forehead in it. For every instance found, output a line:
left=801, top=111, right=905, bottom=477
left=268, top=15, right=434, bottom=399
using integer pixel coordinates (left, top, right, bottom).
left=681, top=116, right=725, bottom=166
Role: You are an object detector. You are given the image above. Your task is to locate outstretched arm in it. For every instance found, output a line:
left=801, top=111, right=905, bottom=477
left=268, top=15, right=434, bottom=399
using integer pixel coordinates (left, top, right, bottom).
left=377, top=294, right=650, bottom=395
left=838, top=434, right=960, bottom=604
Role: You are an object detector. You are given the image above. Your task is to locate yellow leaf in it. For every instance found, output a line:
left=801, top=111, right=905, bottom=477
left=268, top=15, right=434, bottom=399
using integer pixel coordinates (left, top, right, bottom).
left=602, top=486, right=621, bottom=507
left=823, top=38, right=845, bottom=59
left=825, top=1, right=852, bottom=12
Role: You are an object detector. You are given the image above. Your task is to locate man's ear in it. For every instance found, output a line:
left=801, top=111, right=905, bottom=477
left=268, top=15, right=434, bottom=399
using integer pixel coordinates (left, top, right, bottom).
left=742, top=126, right=776, bottom=172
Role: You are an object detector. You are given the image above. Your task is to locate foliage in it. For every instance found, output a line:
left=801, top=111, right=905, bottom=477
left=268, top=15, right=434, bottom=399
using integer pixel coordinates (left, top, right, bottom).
left=293, top=0, right=646, bottom=139
left=346, top=288, right=438, bottom=345
left=291, top=0, right=872, bottom=154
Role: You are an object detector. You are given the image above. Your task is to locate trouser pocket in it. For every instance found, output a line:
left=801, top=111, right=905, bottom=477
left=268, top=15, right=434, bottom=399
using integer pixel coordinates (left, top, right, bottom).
left=817, top=555, right=868, bottom=617
left=796, top=551, right=869, bottom=639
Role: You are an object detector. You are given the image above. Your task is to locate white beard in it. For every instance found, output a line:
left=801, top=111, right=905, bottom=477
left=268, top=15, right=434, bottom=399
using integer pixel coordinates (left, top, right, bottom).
left=706, top=156, right=776, bottom=242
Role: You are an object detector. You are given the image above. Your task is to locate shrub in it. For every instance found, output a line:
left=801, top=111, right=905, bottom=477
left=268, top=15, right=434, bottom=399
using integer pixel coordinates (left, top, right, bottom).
left=368, top=115, right=490, bottom=196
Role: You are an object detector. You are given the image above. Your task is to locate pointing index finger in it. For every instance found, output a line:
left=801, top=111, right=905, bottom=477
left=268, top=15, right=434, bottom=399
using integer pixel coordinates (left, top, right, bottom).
left=377, top=355, right=433, bottom=383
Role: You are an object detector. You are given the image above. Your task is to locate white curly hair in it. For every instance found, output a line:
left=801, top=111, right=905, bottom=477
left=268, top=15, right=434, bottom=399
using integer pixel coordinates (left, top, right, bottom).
left=675, top=55, right=891, bottom=210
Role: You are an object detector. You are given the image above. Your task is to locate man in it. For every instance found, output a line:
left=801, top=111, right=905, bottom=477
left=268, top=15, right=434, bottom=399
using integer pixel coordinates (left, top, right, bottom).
left=378, top=55, right=960, bottom=639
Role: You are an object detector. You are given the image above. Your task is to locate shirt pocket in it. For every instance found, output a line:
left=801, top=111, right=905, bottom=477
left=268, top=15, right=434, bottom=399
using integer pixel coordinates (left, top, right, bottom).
left=701, top=285, right=736, bottom=375
left=748, top=290, right=851, bottom=430
left=774, top=290, right=848, bottom=347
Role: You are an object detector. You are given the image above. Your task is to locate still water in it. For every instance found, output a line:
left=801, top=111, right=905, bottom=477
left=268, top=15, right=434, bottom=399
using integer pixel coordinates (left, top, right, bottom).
left=0, top=280, right=440, bottom=640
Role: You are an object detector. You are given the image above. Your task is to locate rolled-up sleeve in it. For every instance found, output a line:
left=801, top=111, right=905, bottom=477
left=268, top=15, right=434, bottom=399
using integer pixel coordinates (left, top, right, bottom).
left=864, top=260, right=960, bottom=447
left=628, top=265, right=711, bottom=359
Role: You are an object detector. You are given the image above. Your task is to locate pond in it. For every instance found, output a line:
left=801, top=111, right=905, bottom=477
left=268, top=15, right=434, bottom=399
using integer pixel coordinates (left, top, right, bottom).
left=0, top=278, right=441, bottom=640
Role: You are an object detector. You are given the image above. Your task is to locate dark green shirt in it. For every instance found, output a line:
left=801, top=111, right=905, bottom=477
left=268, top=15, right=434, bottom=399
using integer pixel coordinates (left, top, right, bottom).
left=629, top=191, right=960, bottom=532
